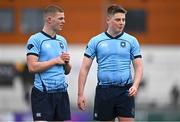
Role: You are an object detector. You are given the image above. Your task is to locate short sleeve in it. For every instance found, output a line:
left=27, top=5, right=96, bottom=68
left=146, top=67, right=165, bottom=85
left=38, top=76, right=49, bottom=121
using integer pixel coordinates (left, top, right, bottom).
left=84, top=38, right=96, bottom=59
left=26, top=35, right=40, bottom=57
left=62, top=38, right=68, bottom=52
left=130, top=37, right=141, bottom=60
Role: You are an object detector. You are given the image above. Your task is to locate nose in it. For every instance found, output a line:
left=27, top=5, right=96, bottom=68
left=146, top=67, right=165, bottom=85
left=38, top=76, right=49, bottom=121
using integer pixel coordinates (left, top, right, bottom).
left=120, top=20, right=124, bottom=24
left=62, top=19, right=65, bottom=24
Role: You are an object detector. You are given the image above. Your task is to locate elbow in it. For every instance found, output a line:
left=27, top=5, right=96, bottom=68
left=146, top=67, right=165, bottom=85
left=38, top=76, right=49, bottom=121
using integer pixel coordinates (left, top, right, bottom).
left=28, top=69, right=35, bottom=73
left=64, top=71, right=70, bottom=75
left=64, top=68, right=71, bottom=75
left=64, top=64, right=71, bottom=75
left=28, top=67, right=36, bottom=73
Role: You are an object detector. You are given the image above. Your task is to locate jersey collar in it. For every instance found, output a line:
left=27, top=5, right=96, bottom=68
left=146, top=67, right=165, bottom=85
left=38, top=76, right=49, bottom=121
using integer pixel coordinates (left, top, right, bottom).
left=41, top=31, right=56, bottom=39
left=105, top=31, right=124, bottom=39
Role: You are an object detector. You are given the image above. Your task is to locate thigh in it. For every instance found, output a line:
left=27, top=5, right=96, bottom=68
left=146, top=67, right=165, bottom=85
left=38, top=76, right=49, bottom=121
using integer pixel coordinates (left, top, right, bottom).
left=31, top=87, right=54, bottom=121
left=55, top=92, right=71, bottom=121
left=93, top=87, right=115, bottom=121
left=115, top=89, right=135, bottom=118
left=118, top=117, right=134, bottom=122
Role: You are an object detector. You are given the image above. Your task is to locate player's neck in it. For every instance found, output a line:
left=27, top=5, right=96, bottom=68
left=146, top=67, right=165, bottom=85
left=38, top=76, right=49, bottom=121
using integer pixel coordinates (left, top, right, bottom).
left=107, top=30, right=122, bottom=38
left=42, top=26, right=56, bottom=38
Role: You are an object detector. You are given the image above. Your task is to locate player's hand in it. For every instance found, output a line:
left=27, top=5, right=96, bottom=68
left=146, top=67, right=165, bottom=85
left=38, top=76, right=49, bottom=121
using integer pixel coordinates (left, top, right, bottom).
left=61, top=52, right=70, bottom=63
left=77, top=95, right=86, bottom=111
left=54, top=56, right=65, bottom=65
left=54, top=52, right=70, bottom=65
left=129, top=85, right=138, bottom=96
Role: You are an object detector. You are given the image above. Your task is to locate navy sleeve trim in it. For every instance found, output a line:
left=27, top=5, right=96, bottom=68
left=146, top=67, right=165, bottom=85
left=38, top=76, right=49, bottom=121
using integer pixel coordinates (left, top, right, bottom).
left=84, top=53, right=91, bottom=58
left=134, top=55, right=142, bottom=59
left=27, top=53, right=39, bottom=57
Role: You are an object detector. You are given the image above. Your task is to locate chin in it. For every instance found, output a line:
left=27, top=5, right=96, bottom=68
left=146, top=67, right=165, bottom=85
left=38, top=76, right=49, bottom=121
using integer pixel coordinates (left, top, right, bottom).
left=57, top=28, right=62, bottom=32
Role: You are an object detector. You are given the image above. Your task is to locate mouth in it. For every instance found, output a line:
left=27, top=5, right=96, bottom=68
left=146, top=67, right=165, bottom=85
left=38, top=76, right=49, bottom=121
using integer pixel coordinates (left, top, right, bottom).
left=59, top=25, right=64, bottom=28
left=119, top=26, right=124, bottom=30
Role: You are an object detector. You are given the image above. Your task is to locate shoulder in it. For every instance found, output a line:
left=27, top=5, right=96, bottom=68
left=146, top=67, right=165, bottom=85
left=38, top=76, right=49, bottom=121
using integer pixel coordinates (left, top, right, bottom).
left=28, top=32, right=47, bottom=42
left=27, top=32, right=41, bottom=43
left=29, top=32, right=39, bottom=39
left=89, top=32, right=106, bottom=43
left=122, top=32, right=137, bottom=41
left=56, top=34, right=66, bottom=40
left=122, top=32, right=140, bottom=47
left=56, top=35, right=67, bottom=42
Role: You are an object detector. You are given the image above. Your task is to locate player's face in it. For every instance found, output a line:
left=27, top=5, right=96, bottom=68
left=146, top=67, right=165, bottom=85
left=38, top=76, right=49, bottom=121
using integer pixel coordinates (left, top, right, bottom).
left=107, top=13, right=126, bottom=33
left=51, top=12, right=65, bottom=32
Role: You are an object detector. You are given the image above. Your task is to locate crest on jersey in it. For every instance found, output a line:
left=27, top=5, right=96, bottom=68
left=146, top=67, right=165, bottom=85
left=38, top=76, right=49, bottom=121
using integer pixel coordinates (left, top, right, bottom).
left=59, top=42, right=64, bottom=49
left=120, top=42, right=126, bottom=48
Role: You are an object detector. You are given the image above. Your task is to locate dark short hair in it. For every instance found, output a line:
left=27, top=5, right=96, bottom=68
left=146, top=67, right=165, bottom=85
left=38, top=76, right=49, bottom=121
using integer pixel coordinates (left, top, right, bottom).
left=44, top=4, right=64, bottom=16
left=107, top=4, right=127, bottom=17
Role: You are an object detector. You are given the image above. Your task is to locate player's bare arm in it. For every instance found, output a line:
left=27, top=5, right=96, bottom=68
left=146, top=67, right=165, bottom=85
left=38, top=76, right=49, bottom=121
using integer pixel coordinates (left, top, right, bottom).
left=78, top=56, right=93, bottom=110
left=129, top=58, right=143, bottom=96
left=27, top=54, right=65, bottom=73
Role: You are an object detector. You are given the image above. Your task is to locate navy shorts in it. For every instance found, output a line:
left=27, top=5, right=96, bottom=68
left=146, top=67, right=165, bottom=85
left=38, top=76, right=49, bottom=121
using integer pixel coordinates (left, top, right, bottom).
left=31, top=87, right=71, bottom=121
left=93, top=84, right=135, bottom=121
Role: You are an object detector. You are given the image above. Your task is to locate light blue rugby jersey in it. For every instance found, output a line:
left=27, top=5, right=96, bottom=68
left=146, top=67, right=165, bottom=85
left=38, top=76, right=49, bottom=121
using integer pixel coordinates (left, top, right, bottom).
left=85, top=32, right=142, bottom=86
left=26, top=31, right=68, bottom=92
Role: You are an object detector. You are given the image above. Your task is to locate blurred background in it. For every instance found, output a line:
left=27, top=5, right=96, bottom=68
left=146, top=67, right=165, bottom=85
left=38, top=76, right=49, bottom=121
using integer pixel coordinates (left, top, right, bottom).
left=0, top=0, right=180, bottom=121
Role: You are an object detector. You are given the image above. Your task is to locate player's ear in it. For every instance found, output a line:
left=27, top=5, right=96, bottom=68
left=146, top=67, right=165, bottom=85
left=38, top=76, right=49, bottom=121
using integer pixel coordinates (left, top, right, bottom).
left=47, top=16, right=52, bottom=23
left=106, top=16, right=111, bottom=24
left=44, top=15, right=52, bottom=24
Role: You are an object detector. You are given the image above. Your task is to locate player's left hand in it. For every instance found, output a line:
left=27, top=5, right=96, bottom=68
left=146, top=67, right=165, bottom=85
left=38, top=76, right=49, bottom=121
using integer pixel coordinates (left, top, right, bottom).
left=129, top=85, right=138, bottom=96
left=77, top=95, right=86, bottom=111
left=61, top=52, right=70, bottom=63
